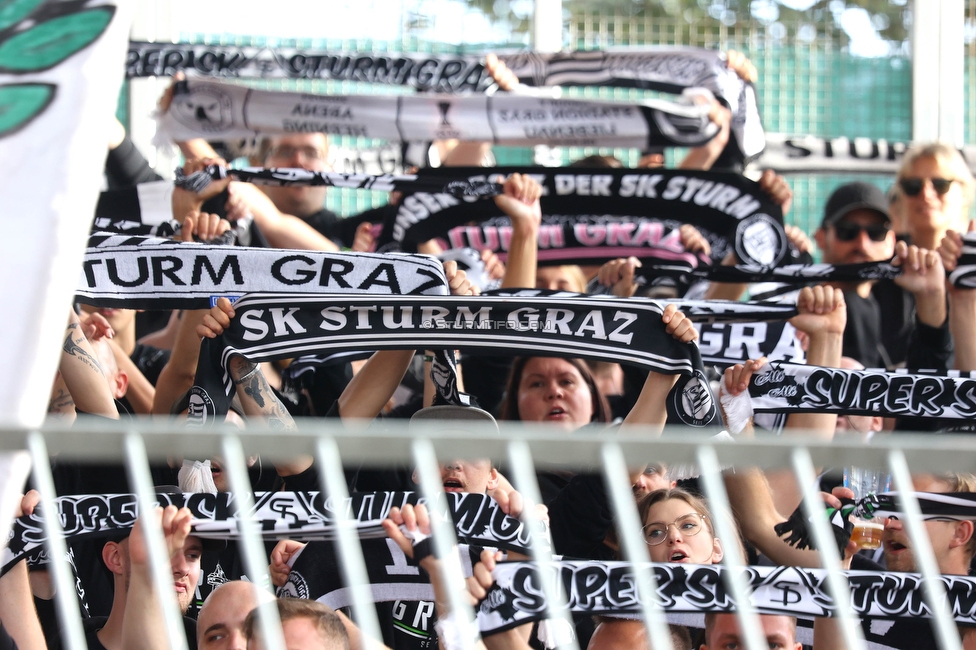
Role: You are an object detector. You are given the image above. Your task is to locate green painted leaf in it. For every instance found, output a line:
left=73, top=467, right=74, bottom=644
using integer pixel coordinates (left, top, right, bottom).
left=0, top=6, right=114, bottom=73
left=0, top=82, right=54, bottom=138
left=0, top=0, right=44, bottom=33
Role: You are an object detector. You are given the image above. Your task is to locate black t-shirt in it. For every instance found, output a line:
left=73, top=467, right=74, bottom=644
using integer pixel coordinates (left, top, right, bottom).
left=130, top=343, right=170, bottom=386
left=303, top=208, right=344, bottom=245
left=842, top=290, right=885, bottom=368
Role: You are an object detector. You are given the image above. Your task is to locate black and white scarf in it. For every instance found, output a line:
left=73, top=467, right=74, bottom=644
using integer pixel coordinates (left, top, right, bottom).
left=77, top=234, right=448, bottom=309
left=1, top=490, right=536, bottom=574
left=189, top=291, right=701, bottom=424
left=776, top=491, right=976, bottom=555
left=760, top=133, right=976, bottom=176
left=174, top=164, right=502, bottom=198
left=477, top=560, right=976, bottom=632
left=283, top=550, right=976, bottom=631
left=746, top=362, right=976, bottom=420
left=694, top=320, right=805, bottom=368
left=392, top=167, right=787, bottom=269
left=156, top=78, right=719, bottom=150
left=128, top=44, right=763, bottom=163
left=948, top=232, right=976, bottom=289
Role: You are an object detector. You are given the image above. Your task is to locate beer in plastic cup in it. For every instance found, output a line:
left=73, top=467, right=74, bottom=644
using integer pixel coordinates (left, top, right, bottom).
left=851, top=518, right=884, bottom=550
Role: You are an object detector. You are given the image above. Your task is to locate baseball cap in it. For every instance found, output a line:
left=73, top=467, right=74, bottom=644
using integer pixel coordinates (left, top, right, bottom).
left=822, top=182, right=890, bottom=228
left=410, top=405, right=499, bottom=434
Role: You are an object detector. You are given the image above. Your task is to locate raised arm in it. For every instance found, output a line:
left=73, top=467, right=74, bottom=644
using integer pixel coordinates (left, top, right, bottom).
left=224, top=181, right=341, bottom=251
left=623, top=304, right=698, bottom=429
left=121, top=506, right=193, bottom=650
left=496, top=174, right=542, bottom=289
left=0, top=492, right=46, bottom=650
left=153, top=214, right=234, bottom=415
left=58, top=308, right=118, bottom=419
left=940, top=224, right=976, bottom=370
left=785, top=285, right=845, bottom=427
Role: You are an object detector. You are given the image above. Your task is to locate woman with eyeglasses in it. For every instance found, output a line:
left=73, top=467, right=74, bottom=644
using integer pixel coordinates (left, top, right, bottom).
left=585, top=487, right=734, bottom=650
left=895, top=142, right=976, bottom=250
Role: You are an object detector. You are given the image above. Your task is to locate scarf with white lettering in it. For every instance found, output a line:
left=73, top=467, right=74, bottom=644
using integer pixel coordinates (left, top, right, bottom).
left=189, top=291, right=721, bottom=425
left=155, top=78, right=718, bottom=150
left=129, top=43, right=763, bottom=164
left=193, top=288, right=807, bottom=425
left=270, top=292, right=801, bottom=388
left=284, top=552, right=976, bottom=630
left=476, top=560, right=976, bottom=631
left=391, top=167, right=787, bottom=269
left=745, top=362, right=976, bottom=421
left=76, top=233, right=448, bottom=308
left=1, top=490, right=538, bottom=574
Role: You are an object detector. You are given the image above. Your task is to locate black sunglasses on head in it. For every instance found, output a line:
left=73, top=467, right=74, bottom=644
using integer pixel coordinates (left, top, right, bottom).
left=898, top=177, right=954, bottom=197
left=833, top=222, right=890, bottom=242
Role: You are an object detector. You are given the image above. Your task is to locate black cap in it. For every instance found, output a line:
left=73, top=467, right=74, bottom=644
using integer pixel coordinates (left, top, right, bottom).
left=822, top=182, right=890, bottom=228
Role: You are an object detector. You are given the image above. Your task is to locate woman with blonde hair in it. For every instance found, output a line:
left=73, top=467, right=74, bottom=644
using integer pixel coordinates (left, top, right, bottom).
left=896, top=142, right=975, bottom=249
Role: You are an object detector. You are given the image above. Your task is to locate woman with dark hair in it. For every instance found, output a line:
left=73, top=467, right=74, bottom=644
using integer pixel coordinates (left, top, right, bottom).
left=499, top=356, right=612, bottom=428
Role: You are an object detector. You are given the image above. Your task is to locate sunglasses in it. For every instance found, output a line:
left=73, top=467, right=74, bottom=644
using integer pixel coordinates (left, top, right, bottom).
left=833, top=222, right=890, bottom=242
left=898, top=177, right=954, bottom=197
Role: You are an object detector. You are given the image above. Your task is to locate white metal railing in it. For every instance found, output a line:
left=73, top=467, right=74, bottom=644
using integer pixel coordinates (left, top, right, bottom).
left=4, top=418, right=976, bottom=650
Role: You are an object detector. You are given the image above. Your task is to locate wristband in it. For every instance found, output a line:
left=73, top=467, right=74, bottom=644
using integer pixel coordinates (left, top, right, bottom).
left=434, top=612, right=481, bottom=650
left=233, top=364, right=260, bottom=385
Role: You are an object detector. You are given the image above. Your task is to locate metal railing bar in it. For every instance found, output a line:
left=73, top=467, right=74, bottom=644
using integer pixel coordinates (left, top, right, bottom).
left=411, top=438, right=478, bottom=650
left=506, top=439, right=581, bottom=650
left=600, top=442, right=674, bottom=650
left=887, top=449, right=962, bottom=650
left=219, top=434, right=287, bottom=650
left=26, top=432, right=89, bottom=650
left=8, top=422, right=976, bottom=477
left=696, top=444, right=767, bottom=650
left=123, top=433, right=189, bottom=650
left=791, top=447, right=865, bottom=649
left=314, top=436, right=384, bottom=645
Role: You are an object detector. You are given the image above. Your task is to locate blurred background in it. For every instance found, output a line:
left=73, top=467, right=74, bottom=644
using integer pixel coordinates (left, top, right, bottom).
left=124, top=0, right=970, bottom=237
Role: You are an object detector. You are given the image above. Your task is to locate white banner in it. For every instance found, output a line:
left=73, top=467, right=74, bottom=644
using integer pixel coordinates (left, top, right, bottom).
left=0, top=0, right=132, bottom=425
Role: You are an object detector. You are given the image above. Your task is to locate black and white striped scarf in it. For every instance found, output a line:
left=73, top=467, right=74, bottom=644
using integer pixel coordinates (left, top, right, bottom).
left=948, top=232, right=976, bottom=289
left=77, top=233, right=449, bottom=309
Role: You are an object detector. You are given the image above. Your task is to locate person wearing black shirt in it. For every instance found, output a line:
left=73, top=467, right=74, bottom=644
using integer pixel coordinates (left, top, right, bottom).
left=814, top=182, right=951, bottom=372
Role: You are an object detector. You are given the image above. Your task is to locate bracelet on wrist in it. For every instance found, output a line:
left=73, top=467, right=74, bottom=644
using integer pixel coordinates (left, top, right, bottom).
left=233, top=364, right=260, bottom=385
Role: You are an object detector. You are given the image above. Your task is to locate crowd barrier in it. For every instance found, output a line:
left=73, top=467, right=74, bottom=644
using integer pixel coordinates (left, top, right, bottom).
left=2, top=419, right=974, bottom=650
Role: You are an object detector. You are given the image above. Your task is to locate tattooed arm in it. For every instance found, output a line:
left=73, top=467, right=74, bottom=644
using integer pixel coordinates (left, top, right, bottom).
left=48, top=372, right=76, bottom=420
left=57, top=309, right=119, bottom=419
left=228, top=355, right=315, bottom=478
left=228, top=355, right=295, bottom=431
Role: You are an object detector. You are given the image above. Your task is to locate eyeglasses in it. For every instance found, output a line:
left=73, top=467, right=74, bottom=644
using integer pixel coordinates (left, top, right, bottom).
left=266, top=145, right=328, bottom=161
left=898, top=177, right=955, bottom=197
left=642, top=513, right=706, bottom=546
left=832, top=222, right=890, bottom=242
